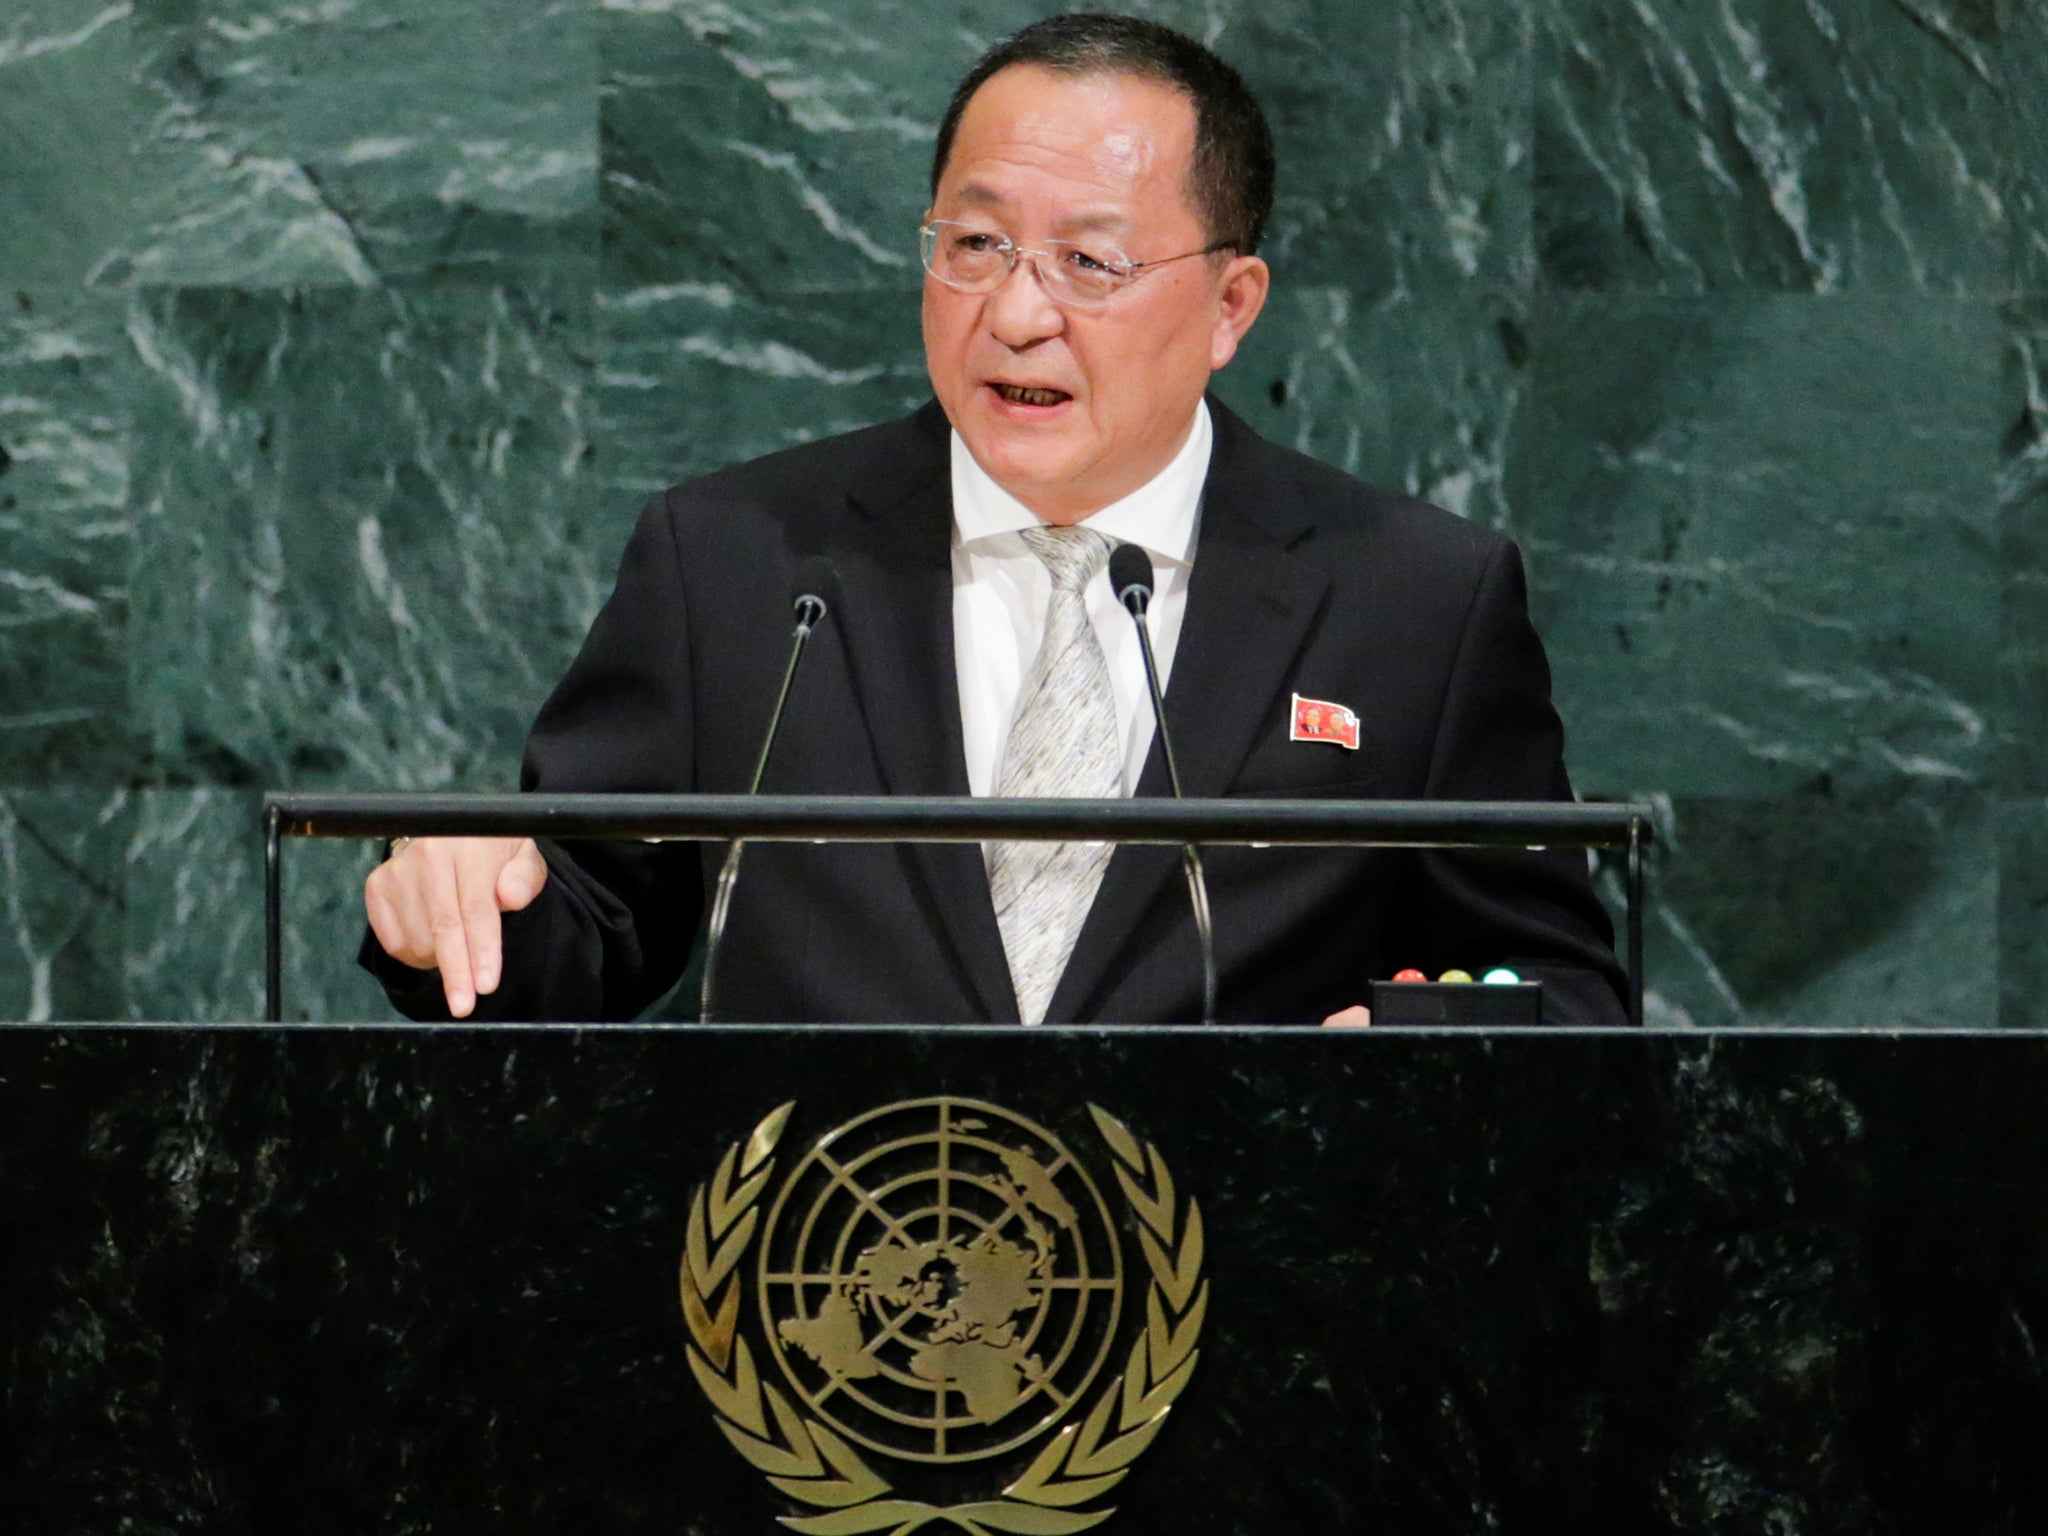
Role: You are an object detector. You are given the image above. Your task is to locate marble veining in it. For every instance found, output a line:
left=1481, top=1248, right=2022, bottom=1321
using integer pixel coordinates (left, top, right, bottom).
left=1514, top=293, right=2001, bottom=799
left=1213, top=290, right=1527, bottom=529
left=0, top=789, right=129, bottom=1020
left=124, top=285, right=600, bottom=792
left=0, top=293, right=135, bottom=783
left=2004, top=301, right=2048, bottom=792
left=1536, top=0, right=2019, bottom=292
left=0, top=0, right=2043, bottom=1020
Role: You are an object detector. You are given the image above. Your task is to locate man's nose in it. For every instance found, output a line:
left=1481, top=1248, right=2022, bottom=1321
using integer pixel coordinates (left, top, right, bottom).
left=982, top=254, right=1066, bottom=347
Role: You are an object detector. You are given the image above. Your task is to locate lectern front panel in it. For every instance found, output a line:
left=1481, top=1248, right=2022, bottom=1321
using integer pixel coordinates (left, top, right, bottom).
left=3, top=1025, right=2041, bottom=1533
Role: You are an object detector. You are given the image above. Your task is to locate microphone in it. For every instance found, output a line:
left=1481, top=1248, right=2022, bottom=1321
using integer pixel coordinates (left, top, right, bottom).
left=1107, top=542, right=1217, bottom=1026
left=700, top=557, right=836, bottom=1023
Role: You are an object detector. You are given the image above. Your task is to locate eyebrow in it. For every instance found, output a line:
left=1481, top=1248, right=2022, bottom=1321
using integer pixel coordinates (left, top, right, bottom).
left=948, top=181, right=1013, bottom=213
left=943, top=183, right=1133, bottom=237
left=1056, top=209, right=1133, bottom=236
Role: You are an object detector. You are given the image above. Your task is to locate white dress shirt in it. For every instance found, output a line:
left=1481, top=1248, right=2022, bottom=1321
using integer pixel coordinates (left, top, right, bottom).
left=951, top=400, right=1211, bottom=797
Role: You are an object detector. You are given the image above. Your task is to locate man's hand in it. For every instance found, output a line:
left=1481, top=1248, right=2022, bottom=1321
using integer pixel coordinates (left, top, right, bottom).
left=1321, top=1006, right=1371, bottom=1027
left=363, top=837, right=548, bottom=1018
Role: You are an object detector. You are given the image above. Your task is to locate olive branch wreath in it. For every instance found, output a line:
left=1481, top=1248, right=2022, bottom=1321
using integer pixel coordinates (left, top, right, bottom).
left=677, top=1101, right=1207, bottom=1535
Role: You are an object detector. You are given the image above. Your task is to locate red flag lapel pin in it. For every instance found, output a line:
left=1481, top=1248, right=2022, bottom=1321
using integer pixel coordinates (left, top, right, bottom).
left=1290, top=693, right=1360, bottom=750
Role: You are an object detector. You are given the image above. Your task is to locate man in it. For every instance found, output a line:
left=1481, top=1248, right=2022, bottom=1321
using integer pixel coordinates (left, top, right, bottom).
left=362, top=14, right=1627, bottom=1025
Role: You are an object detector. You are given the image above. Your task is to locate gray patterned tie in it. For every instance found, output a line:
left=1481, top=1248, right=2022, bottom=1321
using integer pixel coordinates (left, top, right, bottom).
left=988, top=525, right=1121, bottom=1025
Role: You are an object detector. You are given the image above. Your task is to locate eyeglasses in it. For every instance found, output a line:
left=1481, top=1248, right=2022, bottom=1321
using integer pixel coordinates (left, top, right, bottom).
left=918, top=220, right=1239, bottom=308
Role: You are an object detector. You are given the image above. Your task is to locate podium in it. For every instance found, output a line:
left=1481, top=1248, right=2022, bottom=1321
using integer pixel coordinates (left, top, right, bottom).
left=5, top=1022, right=2044, bottom=1531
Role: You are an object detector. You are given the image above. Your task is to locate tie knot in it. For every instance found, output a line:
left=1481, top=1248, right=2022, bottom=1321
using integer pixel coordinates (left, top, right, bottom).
left=1019, top=525, right=1111, bottom=595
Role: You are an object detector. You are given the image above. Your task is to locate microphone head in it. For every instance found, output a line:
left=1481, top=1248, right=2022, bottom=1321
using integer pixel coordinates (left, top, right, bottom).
left=1108, top=542, right=1155, bottom=612
left=791, top=555, right=837, bottom=623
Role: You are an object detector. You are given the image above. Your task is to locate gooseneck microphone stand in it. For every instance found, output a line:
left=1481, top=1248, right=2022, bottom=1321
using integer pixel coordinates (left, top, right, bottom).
left=1109, top=543, right=1218, bottom=1026
left=699, top=565, right=832, bottom=1023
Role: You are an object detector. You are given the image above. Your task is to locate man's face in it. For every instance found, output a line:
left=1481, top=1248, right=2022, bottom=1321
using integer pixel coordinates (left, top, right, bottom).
left=922, top=66, right=1269, bottom=524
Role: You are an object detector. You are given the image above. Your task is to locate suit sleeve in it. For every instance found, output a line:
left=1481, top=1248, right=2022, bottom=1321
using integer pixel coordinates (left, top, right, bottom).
left=1388, top=537, right=1631, bottom=1024
left=359, top=495, right=705, bottom=1022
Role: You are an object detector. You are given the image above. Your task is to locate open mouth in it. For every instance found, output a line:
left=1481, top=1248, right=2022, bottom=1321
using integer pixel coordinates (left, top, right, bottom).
left=991, top=382, right=1072, bottom=408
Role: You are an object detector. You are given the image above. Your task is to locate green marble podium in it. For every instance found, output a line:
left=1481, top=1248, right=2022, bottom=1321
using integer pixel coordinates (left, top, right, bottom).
left=4, top=1022, right=2043, bottom=1533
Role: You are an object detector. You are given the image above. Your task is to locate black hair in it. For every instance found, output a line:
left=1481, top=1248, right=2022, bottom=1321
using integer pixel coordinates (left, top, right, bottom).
left=929, top=13, right=1276, bottom=255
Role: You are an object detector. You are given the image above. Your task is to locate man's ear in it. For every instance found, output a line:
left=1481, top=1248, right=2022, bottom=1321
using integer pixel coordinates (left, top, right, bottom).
left=1209, top=254, right=1270, bottom=371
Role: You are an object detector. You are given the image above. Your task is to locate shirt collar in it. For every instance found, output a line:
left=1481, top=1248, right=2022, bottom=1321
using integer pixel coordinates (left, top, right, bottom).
left=949, top=398, right=1211, bottom=568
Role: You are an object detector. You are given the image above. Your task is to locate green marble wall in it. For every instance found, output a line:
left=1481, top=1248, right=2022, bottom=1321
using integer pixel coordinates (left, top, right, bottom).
left=1, top=0, right=2041, bottom=1023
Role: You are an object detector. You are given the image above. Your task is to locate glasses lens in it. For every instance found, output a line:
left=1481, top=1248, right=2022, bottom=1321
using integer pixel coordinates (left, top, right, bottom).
left=917, top=224, right=1131, bottom=305
left=923, top=224, right=1010, bottom=290
left=1042, top=241, right=1125, bottom=304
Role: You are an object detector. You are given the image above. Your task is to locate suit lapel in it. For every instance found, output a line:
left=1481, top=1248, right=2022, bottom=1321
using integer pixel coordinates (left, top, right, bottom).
left=834, top=405, right=1019, bottom=1021
left=1047, top=400, right=1331, bottom=1022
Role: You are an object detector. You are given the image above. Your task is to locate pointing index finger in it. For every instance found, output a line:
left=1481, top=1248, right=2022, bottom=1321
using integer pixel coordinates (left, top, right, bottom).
left=424, top=844, right=477, bottom=1018
left=460, top=847, right=507, bottom=997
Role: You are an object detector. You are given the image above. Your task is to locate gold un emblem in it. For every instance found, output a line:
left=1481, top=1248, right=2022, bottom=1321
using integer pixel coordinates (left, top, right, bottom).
left=678, top=1097, right=1208, bottom=1532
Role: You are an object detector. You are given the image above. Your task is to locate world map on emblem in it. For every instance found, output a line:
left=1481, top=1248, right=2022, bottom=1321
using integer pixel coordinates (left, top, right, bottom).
left=757, top=1098, right=1125, bottom=1464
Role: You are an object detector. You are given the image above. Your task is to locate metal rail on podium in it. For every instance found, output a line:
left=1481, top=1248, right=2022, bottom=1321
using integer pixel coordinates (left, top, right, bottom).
left=261, top=792, right=1652, bottom=1024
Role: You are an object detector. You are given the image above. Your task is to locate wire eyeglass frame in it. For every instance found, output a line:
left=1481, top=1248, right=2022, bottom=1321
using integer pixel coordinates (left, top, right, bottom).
left=919, top=219, right=1240, bottom=308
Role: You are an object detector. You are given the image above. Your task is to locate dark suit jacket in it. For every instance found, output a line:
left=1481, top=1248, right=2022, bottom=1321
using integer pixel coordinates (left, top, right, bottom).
left=368, top=397, right=1628, bottom=1024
